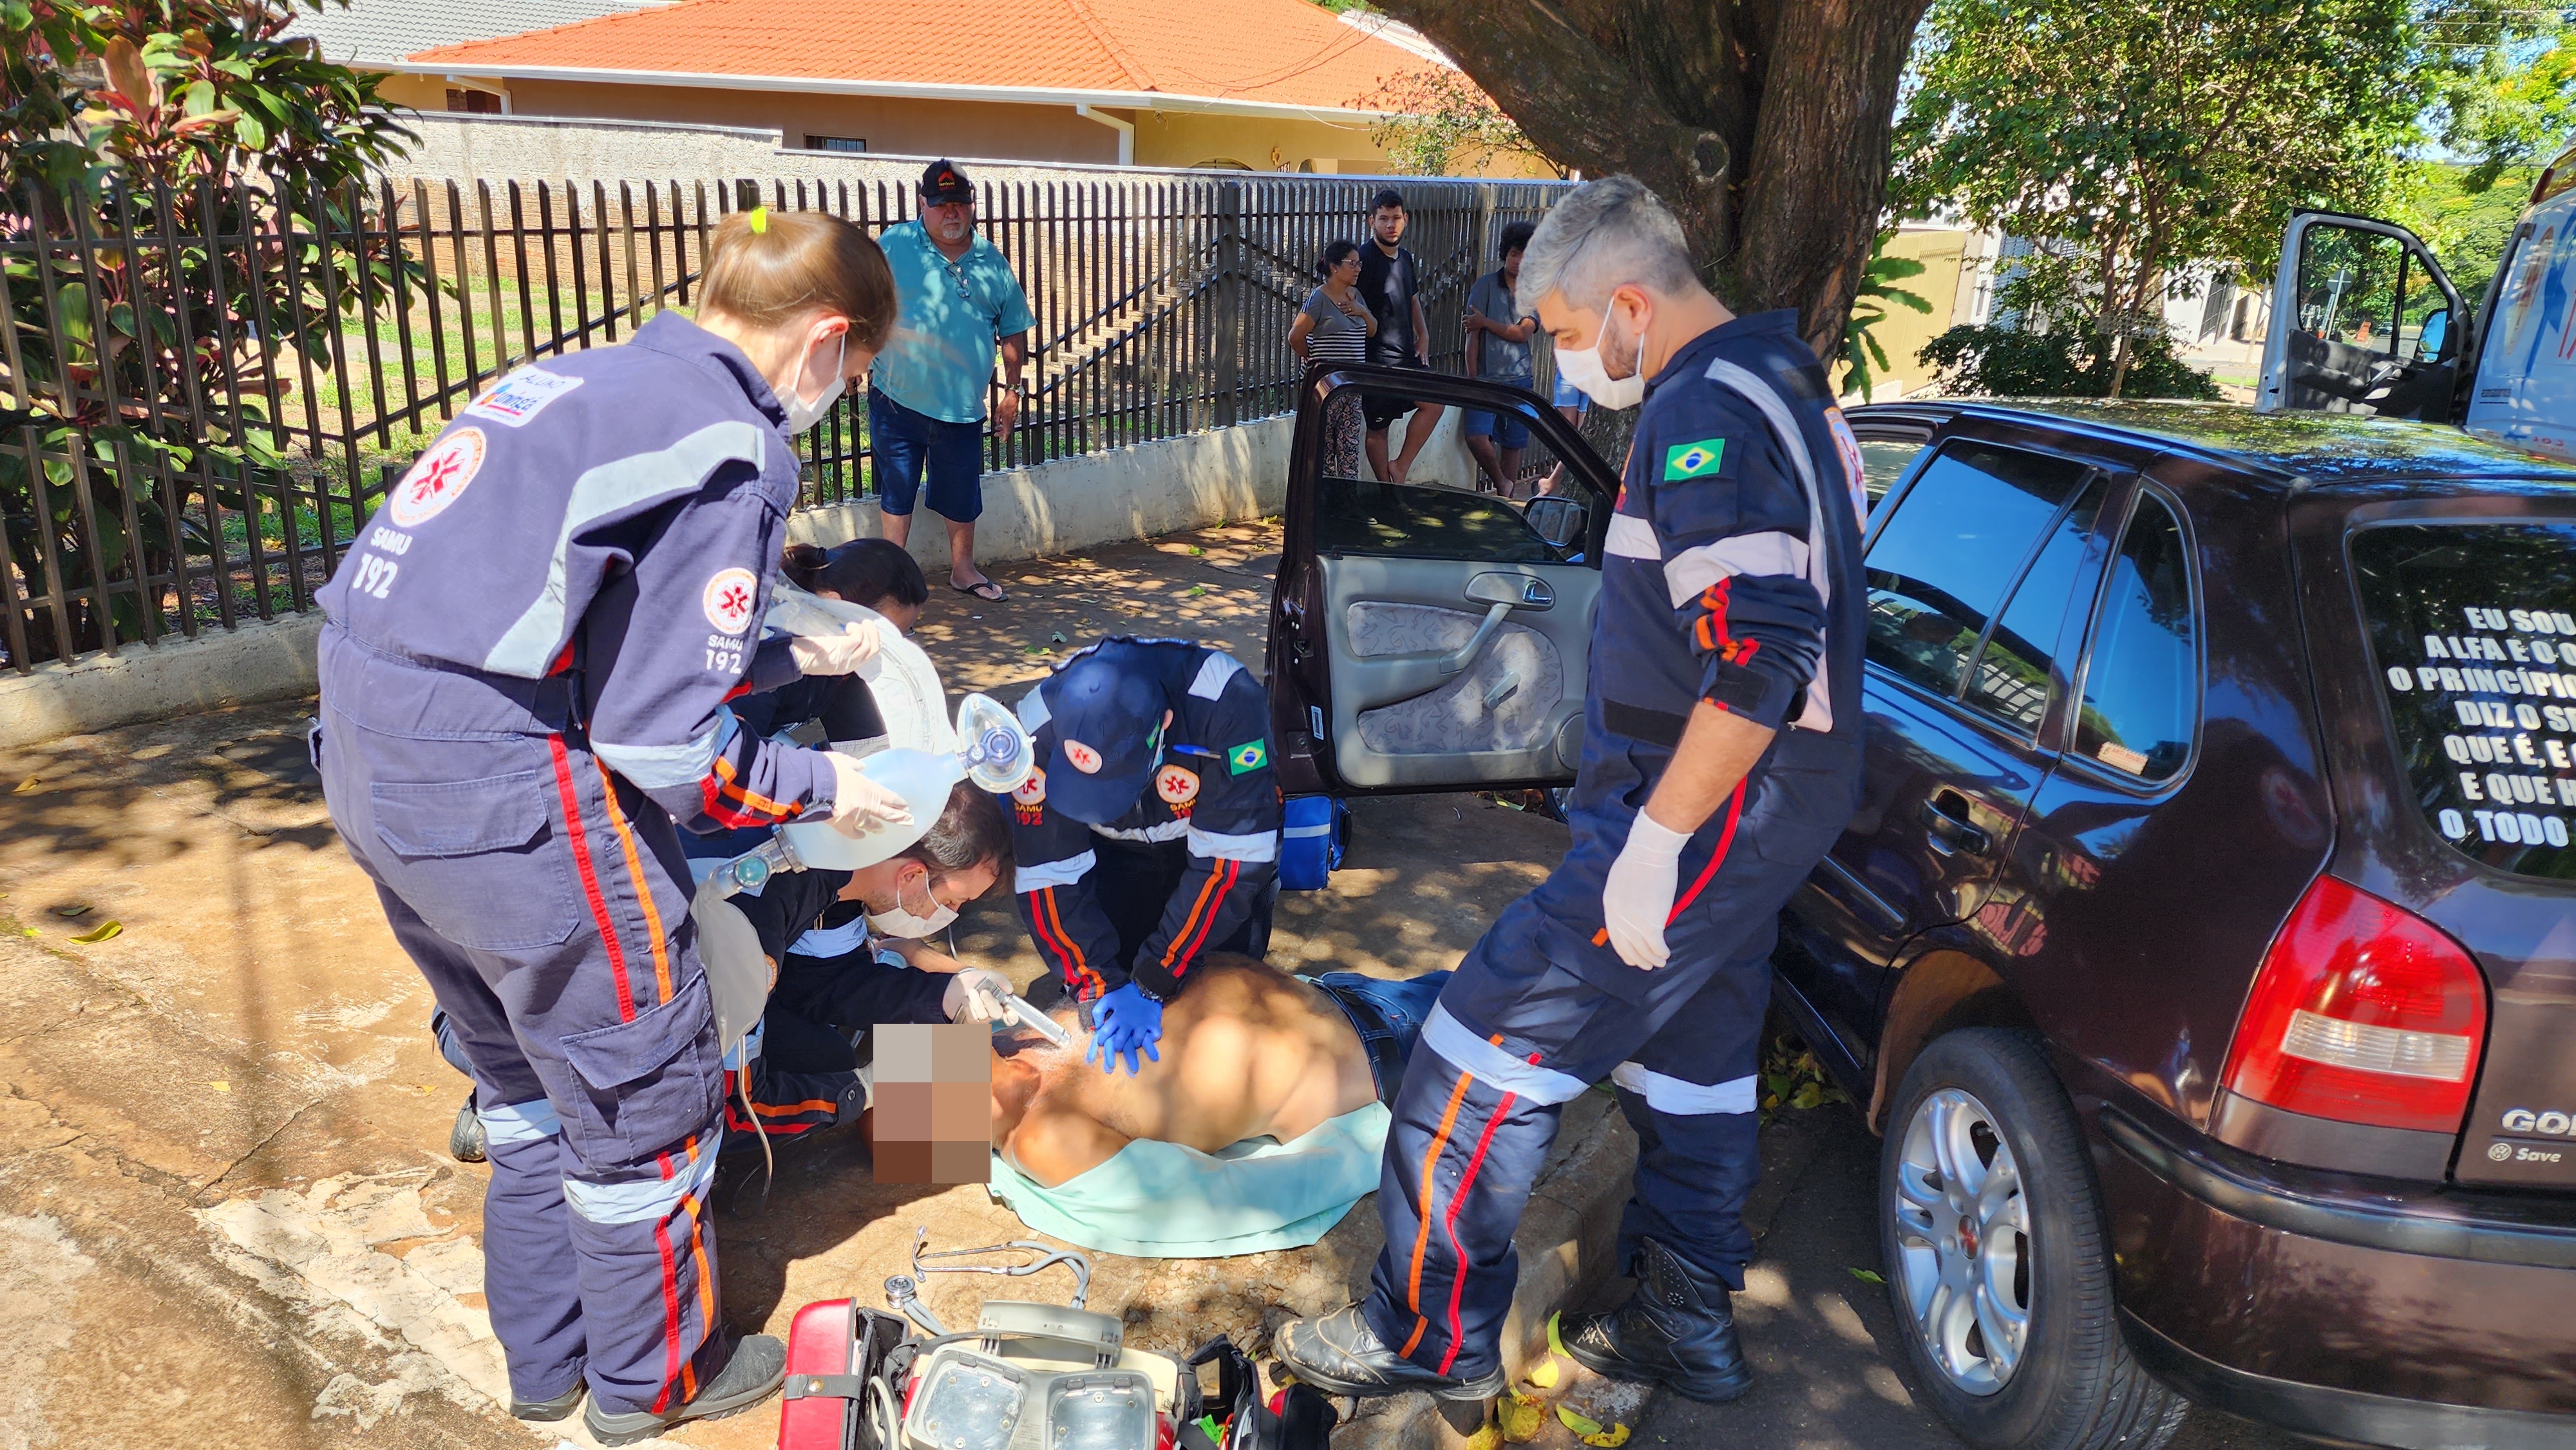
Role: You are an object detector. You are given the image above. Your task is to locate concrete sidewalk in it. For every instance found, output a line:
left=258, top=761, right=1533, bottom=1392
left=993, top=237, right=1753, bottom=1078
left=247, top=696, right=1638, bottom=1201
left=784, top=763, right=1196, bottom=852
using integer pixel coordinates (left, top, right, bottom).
left=0, top=521, right=1626, bottom=1449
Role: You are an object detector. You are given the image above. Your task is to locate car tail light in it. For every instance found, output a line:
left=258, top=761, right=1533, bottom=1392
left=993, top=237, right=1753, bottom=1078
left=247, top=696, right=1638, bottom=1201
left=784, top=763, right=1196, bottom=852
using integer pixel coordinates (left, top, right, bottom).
left=2220, top=876, right=2488, bottom=1135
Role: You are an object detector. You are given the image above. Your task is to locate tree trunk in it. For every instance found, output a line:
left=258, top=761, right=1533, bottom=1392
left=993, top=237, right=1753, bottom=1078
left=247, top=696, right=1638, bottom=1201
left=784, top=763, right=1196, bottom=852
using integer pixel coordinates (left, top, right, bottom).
left=1374, top=0, right=1932, bottom=361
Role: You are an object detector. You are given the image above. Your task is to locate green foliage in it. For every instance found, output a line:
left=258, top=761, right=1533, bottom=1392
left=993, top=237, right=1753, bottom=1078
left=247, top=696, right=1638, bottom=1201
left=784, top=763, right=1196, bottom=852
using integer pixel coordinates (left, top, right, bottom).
left=2385, top=160, right=2537, bottom=308
left=2436, top=19, right=2576, bottom=194
left=1358, top=67, right=1559, bottom=178
left=1835, top=236, right=1932, bottom=400
left=1893, top=0, right=2458, bottom=397
left=1917, top=322, right=2222, bottom=401
left=1, top=2, right=415, bottom=659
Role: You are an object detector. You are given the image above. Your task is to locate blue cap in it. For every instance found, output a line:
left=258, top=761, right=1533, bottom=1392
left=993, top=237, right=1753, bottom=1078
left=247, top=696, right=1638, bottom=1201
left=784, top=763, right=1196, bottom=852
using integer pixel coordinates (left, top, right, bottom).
left=1038, top=645, right=1168, bottom=825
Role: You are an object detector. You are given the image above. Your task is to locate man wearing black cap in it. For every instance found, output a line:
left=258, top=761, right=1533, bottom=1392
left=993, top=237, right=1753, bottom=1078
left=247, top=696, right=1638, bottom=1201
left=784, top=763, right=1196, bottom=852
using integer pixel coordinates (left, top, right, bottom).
left=869, top=159, right=1034, bottom=602
left=1000, top=637, right=1281, bottom=1075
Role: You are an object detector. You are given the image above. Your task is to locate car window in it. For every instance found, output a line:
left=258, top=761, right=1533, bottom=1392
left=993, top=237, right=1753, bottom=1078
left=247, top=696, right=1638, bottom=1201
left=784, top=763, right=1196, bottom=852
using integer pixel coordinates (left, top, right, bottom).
left=1857, top=438, right=1928, bottom=507
left=1311, top=382, right=1572, bottom=563
left=2350, top=522, right=2576, bottom=881
left=1863, top=441, right=2096, bottom=701
left=2072, top=493, right=2197, bottom=782
left=1962, top=475, right=2108, bottom=734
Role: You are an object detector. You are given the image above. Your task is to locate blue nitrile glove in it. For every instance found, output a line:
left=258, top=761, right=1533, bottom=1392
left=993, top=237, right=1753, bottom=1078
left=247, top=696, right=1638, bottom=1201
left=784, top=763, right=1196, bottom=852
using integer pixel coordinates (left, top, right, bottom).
left=1086, top=983, right=1164, bottom=1077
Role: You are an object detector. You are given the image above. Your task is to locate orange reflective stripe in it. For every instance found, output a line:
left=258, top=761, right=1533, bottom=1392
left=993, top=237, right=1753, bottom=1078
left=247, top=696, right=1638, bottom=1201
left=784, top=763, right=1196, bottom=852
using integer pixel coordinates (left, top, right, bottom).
left=592, top=756, right=674, bottom=1005
left=1160, top=859, right=1234, bottom=969
left=753, top=1098, right=840, bottom=1117
left=1404, top=1067, right=1479, bottom=1331
left=712, top=754, right=790, bottom=818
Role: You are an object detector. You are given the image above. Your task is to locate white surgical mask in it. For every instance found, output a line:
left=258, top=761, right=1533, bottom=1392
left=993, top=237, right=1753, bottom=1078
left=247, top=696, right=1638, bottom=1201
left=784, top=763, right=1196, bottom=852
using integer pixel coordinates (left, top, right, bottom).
left=781, top=333, right=847, bottom=433
left=1555, top=298, right=1646, bottom=410
left=867, top=872, right=958, bottom=939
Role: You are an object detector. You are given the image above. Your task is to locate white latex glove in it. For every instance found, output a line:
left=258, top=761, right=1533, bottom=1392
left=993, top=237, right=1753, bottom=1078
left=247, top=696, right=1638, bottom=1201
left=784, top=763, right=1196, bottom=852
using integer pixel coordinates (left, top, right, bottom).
left=787, top=619, right=882, bottom=676
left=822, top=750, right=914, bottom=837
left=942, top=967, right=1016, bottom=1024
left=1602, top=812, right=1689, bottom=969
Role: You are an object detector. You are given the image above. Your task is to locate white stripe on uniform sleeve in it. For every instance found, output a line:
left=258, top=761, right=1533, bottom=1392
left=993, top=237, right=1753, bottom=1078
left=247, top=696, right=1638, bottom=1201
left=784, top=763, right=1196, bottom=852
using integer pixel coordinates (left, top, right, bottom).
left=1188, top=650, right=1249, bottom=700
left=594, top=708, right=734, bottom=790
left=1016, top=849, right=1096, bottom=894
left=1605, top=512, right=1660, bottom=560
left=1662, top=531, right=1810, bottom=608
left=1187, top=824, right=1280, bottom=863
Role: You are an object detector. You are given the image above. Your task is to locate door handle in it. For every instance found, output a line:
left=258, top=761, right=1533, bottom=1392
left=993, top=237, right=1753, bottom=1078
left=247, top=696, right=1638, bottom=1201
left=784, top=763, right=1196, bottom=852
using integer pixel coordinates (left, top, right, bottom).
left=1917, top=793, right=1993, bottom=856
left=1464, top=571, right=1553, bottom=610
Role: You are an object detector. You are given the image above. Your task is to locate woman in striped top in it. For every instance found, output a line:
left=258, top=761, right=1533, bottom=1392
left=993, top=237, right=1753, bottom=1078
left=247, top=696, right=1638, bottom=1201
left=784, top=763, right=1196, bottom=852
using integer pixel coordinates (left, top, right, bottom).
left=1291, top=240, right=1375, bottom=477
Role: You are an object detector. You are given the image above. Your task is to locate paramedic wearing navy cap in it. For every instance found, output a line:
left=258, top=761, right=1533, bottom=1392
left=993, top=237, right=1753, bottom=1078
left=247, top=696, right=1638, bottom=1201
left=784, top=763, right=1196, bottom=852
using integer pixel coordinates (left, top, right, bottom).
left=1274, top=176, right=1868, bottom=1408
left=308, top=209, right=914, bottom=1445
left=1003, top=637, right=1281, bottom=1075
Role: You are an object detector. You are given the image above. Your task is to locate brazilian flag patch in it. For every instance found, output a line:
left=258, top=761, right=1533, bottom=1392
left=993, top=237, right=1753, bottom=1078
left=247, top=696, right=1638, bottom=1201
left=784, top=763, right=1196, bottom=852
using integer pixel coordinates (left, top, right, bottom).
left=1663, top=438, right=1727, bottom=481
left=1227, top=740, right=1269, bottom=775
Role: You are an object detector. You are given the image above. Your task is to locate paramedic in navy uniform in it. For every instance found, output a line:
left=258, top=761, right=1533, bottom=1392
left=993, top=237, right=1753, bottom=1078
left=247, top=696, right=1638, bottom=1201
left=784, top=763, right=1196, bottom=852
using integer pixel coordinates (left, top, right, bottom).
left=1274, top=176, right=1870, bottom=1407
left=310, top=209, right=913, bottom=1445
left=1003, top=637, right=1281, bottom=1075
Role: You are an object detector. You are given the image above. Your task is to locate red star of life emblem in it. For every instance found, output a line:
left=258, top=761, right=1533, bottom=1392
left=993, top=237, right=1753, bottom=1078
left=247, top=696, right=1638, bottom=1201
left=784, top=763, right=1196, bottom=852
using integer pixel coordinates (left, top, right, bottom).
left=386, top=428, right=487, bottom=529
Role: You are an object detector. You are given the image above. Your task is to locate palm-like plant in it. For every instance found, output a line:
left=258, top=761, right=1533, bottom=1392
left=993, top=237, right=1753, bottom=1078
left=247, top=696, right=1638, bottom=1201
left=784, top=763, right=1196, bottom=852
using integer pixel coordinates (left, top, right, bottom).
left=1837, top=234, right=1932, bottom=402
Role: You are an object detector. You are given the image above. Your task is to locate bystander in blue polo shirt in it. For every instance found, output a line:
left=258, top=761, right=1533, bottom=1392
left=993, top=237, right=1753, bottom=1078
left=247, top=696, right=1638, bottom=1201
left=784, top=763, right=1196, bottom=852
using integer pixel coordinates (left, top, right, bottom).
left=873, top=217, right=1035, bottom=424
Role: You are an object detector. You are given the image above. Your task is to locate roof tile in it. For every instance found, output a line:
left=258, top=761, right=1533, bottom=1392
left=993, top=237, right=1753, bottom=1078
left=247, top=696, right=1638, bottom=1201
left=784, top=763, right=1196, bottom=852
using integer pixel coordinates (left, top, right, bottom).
left=406, top=0, right=1444, bottom=111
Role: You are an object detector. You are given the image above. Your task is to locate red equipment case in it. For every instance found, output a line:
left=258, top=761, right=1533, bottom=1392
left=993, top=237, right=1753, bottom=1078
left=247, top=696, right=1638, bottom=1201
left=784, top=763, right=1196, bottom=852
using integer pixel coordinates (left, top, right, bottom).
left=777, top=1298, right=908, bottom=1450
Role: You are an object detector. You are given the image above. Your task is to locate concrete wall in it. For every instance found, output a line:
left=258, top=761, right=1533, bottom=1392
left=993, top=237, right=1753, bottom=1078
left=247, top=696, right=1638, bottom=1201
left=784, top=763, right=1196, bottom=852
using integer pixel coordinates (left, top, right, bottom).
left=0, top=416, right=1292, bottom=749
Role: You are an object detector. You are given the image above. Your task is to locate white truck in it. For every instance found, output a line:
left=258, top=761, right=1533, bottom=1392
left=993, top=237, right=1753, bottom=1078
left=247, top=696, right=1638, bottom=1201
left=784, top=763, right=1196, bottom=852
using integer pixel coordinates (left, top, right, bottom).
left=2260, top=137, right=2576, bottom=461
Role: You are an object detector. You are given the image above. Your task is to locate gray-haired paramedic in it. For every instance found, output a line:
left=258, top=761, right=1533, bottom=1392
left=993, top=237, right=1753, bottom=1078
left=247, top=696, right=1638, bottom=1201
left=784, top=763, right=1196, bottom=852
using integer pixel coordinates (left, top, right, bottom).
left=310, top=210, right=913, bottom=1446
left=1274, top=175, right=1868, bottom=1407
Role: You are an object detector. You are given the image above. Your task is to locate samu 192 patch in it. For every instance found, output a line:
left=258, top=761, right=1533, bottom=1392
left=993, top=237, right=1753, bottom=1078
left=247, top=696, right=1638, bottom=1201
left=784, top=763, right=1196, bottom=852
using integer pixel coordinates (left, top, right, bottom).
left=1227, top=740, right=1268, bottom=775
left=1663, top=437, right=1728, bottom=482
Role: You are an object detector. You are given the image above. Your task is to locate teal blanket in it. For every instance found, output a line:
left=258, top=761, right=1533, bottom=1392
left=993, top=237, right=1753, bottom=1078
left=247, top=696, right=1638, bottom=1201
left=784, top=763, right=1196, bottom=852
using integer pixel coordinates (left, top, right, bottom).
left=986, top=1102, right=1391, bottom=1259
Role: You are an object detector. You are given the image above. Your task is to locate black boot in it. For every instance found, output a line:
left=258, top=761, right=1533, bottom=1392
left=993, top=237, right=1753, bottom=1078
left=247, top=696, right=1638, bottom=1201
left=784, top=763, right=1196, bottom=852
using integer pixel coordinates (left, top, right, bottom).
left=1273, top=1304, right=1504, bottom=1402
left=583, top=1330, right=786, bottom=1446
left=1559, top=1238, right=1752, bottom=1403
left=507, top=1380, right=583, bottom=1422
left=448, top=1093, right=486, bottom=1163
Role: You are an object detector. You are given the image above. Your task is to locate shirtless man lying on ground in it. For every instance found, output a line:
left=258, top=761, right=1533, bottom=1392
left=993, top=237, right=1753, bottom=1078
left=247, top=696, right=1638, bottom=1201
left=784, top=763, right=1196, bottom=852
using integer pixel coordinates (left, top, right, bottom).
left=991, top=956, right=1446, bottom=1187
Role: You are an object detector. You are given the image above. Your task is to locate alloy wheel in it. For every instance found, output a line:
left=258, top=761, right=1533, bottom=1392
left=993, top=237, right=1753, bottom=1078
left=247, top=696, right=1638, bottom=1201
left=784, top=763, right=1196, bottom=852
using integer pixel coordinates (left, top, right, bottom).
left=1891, top=1086, right=2032, bottom=1396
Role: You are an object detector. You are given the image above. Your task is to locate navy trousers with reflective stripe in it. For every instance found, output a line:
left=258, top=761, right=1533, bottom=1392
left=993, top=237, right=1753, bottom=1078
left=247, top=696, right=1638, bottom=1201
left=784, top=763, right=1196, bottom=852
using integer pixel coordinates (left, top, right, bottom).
left=1359, top=734, right=1807, bottom=1383
left=317, top=626, right=728, bottom=1416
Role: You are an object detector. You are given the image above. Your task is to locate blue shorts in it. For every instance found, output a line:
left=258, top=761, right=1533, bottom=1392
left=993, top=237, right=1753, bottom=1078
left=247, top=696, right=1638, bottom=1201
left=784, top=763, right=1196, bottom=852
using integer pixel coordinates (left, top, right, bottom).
left=1551, top=373, right=1587, bottom=412
left=1312, top=970, right=1452, bottom=1104
left=1463, top=406, right=1531, bottom=449
left=869, top=387, right=985, bottom=522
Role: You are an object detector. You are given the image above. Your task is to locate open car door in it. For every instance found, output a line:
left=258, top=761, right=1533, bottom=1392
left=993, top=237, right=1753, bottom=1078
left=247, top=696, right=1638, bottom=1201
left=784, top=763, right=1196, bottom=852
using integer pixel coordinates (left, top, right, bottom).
left=1266, top=365, right=1620, bottom=796
left=2259, top=211, right=2467, bottom=422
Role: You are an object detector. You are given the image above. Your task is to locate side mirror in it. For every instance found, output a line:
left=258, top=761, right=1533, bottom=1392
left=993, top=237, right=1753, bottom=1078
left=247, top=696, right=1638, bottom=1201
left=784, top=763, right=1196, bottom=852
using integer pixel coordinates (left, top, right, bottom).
left=1523, top=495, right=1586, bottom=551
left=2415, top=308, right=2450, bottom=362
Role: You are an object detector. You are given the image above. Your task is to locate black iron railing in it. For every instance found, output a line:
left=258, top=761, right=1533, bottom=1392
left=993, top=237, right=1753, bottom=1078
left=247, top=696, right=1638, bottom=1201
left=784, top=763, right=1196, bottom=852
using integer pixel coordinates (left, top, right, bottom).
left=0, top=169, right=1567, bottom=670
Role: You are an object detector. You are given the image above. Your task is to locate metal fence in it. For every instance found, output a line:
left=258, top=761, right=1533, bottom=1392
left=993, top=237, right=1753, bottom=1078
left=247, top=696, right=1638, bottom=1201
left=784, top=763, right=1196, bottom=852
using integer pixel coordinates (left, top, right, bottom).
left=0, top=168, right=1569, bottom=672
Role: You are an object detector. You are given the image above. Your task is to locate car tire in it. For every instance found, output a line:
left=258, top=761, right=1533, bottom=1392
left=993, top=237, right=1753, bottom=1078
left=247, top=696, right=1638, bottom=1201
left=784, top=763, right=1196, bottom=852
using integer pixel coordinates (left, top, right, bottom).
left=1879, top=1028, right=2189, bottom=1450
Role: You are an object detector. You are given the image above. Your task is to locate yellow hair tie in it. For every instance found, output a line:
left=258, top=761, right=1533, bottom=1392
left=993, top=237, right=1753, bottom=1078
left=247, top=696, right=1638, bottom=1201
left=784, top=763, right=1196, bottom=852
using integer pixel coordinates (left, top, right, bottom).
left=748, top=205, right=768, bottom=234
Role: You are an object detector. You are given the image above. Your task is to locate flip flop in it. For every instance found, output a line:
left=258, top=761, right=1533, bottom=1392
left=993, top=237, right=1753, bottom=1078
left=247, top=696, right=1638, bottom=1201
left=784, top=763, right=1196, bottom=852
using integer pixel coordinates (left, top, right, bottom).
left=951, top=577, right=1007, bottom=603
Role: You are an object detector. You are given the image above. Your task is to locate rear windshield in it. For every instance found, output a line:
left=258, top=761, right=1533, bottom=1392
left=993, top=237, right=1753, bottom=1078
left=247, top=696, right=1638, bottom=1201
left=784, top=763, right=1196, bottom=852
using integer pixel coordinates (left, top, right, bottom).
left=2351, top=522, right=2576, bottom=881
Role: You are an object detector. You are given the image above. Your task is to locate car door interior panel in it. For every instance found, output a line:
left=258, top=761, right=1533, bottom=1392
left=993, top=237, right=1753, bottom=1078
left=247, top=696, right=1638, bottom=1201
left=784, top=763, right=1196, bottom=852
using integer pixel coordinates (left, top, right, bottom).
left=1321, top=557, right=1595, bottom=787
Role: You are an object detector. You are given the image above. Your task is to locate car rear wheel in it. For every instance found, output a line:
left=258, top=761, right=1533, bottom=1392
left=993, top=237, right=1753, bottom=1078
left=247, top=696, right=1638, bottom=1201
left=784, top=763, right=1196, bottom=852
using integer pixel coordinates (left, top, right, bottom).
left=1880, top=1028, right=2190, bottom=1450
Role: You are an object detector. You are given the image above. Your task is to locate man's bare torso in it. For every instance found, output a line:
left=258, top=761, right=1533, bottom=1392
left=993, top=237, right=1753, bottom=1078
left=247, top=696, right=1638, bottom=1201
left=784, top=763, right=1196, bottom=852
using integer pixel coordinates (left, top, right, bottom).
left=994, top=956, right=1379, bottom=1187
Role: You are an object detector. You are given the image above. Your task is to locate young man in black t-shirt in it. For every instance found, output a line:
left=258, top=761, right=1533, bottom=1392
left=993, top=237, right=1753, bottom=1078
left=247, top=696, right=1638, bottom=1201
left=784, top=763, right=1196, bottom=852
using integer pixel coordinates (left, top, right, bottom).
left=1357, top=189, right=1446, bottom=484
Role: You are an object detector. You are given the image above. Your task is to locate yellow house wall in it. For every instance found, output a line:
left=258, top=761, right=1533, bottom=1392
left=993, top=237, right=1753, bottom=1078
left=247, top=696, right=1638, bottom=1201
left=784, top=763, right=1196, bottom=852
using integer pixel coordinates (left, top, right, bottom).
left=397, top=75, right=1552, bottom=178
left=1857, top=228, right=1979, bottom=400
left=485, top=80, right=1122, bottom=164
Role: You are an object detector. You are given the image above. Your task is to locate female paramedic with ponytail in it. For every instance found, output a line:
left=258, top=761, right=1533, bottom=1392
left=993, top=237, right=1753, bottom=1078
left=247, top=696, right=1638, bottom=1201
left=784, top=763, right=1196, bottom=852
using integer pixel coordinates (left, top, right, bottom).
left=312, top=209, right=907, bottom=1445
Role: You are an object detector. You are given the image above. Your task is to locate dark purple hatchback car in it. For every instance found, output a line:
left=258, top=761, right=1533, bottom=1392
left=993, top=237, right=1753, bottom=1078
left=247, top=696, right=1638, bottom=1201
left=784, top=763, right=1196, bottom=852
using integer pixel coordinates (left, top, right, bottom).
left=1265, top=370, right=2576, bottom=1450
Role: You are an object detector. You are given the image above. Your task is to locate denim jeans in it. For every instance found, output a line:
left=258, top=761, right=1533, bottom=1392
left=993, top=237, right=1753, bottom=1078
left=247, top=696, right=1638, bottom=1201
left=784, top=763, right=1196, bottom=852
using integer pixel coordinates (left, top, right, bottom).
left=1312, top=970, right=1453, bottom=1104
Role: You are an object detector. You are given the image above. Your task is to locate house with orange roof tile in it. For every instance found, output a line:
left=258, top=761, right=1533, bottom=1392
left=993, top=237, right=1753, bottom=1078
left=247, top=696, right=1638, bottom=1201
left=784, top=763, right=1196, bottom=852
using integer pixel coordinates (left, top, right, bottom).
left=374, top=0, right=1548, bottom=177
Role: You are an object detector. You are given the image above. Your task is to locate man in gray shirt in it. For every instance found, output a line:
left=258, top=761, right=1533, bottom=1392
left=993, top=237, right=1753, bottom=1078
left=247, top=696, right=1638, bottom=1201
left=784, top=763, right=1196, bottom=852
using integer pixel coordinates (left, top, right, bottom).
left=1461, top=221, right=1539, bottom=495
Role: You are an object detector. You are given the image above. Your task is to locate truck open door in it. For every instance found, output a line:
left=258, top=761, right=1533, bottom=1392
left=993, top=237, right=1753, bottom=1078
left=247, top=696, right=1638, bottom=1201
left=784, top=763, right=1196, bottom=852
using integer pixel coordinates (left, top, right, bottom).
left=2258, top=211, right=2467, bottom=423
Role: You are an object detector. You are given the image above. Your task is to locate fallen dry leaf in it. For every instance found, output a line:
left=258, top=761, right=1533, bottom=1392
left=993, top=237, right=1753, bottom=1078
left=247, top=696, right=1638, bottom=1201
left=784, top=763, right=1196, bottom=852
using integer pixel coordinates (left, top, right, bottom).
left=69, top=920, right=121, bottom=944
left=208, top=1080, right=229, bottom=1093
